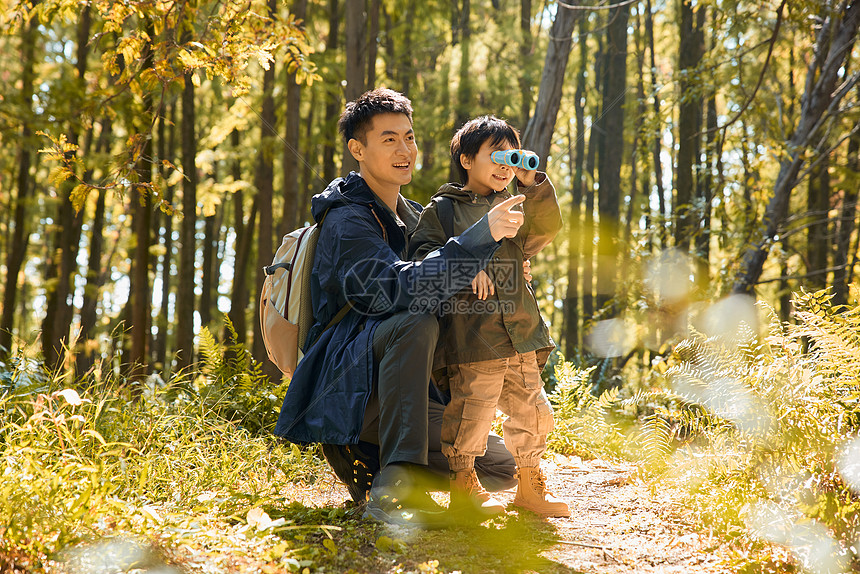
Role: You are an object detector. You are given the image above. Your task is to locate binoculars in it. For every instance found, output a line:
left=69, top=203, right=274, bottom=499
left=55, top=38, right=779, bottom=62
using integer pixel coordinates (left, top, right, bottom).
left=490, top=149, right=540, bottom=170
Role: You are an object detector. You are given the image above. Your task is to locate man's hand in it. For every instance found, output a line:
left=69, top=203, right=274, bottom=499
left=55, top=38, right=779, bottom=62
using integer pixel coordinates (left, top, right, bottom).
left=471, top=269, right=494, bottom=300
left=523, top=259, right=532, bottom=283
left=487, top=194, right=526, bottom=241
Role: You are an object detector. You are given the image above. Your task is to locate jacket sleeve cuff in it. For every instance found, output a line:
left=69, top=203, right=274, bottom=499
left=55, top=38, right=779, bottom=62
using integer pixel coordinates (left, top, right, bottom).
left=517, top=171, right=549, bottom=193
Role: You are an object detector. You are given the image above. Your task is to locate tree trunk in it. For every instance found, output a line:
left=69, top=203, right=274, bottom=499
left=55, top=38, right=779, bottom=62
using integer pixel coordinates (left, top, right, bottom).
left=76, top=119, right=112, bottom=377
left=518, top=0, right=533, bottom=127
left=200, top=211, right=217, bottom=328
left=41, top=7, right=92, bottom=371
left=281, top=0, right=307, bottom=238
left=175, top=42, right=199, bottom=371
left=0, top=7, right=38, bottom=358
left=367, top=0, right=380, bottom=88
left=343, top=0, right=366, bottom=175
left=226, top=129, right=252, bottom=343
left=582, top=36, right=602, bottom=323
left=322, top=0, right=340, bottom=183
left=645, top=0, right=666, bottom=246
left=806, top=155, right=830, bottom=290
left=521, top=1, right=578, bottom=168
left=299, top=93, right=316, bottom=225
left=452, top=0, right=472, bottom=136
left=675, top=0, right=704, bottom=252
left=832, top=109, right=860, bottom=307
left=129, top=22, right=156, bottom=382
left=595, top=1, right=630, bottom=312
left=253, top=0, right=280, bottom=380
left=154, top=104, right=177, bottom=370
left=733, top=1, right=860, bottom=294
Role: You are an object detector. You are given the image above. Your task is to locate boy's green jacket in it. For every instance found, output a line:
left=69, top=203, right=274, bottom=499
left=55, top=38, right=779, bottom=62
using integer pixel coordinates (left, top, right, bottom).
left=408, top=173, right=563, bottom=386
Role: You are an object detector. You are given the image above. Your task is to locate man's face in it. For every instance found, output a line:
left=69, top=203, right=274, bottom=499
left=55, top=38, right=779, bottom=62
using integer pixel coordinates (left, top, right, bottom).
left=348, top=113, right=418, bottom=195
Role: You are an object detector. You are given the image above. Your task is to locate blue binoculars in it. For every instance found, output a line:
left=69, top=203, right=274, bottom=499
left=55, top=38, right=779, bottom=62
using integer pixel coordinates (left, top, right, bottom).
left=490, top=149, right=540, bottom=170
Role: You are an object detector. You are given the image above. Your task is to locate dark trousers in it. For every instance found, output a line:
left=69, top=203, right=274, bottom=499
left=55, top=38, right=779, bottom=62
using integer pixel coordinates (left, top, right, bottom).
left=359, top=311, right=438, bottom=468
left=358, top=310, right=517, bottom=491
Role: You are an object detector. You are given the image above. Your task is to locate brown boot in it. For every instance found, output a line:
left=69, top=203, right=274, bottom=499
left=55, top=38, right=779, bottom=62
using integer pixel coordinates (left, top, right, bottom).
left=449, top=468, right=506, bottom=517
left=513, top=466, right=570, bottom=518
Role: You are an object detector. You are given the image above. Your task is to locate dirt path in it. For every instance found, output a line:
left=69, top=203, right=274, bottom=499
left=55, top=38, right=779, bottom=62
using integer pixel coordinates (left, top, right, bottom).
left=526, top=456, right=732, bottom=573
left=289, top=456, right=738, bottom=573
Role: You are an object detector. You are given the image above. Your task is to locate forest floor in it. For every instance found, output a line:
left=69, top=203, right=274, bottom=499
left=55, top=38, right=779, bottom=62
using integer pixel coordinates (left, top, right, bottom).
left=266, top=455, right=755, bottom=573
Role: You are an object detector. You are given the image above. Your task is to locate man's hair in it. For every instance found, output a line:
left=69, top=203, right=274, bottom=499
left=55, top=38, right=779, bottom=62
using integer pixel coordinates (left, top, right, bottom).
left=450, top=115, right=521, bottom=185
left=338, top=88, right=413, bottom=144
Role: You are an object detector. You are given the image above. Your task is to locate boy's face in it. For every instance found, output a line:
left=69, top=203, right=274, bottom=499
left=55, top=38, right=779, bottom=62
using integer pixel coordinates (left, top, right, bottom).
left=347, top=112, right=418, bottom=196
left=461, top=139, right=516, bottom=196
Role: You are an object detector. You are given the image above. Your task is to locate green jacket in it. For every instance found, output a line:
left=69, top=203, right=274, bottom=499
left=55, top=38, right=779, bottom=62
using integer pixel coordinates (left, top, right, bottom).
left=408, top=172, right=563, bottom=385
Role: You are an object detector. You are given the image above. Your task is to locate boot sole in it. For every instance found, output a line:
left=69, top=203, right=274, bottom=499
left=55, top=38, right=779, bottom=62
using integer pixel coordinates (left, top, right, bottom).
left=512, top=501, right=571, bottom=518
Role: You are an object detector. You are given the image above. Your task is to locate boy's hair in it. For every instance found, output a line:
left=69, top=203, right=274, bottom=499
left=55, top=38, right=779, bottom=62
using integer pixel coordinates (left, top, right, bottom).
left=338, top=88, right=413, bottom=144
left=450, top=115, right=521, bottom=185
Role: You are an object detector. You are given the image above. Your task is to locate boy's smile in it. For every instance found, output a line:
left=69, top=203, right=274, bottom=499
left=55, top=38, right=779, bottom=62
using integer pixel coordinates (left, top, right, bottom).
left=461, top=140, right=517, bottom=196
left=348, top=112, right=418, bottom=203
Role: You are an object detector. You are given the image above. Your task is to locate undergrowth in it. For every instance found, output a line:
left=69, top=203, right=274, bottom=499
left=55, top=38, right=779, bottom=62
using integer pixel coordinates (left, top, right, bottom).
left=548, top=289, right=860, bottom=573
left=0, top=319, right=351, bottom=573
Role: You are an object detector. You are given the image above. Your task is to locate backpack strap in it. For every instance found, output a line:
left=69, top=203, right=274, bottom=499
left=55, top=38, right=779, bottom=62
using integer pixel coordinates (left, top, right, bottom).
left=434, top=196, right=455, bottom=238
left=308, top=204, right=386, bottom=347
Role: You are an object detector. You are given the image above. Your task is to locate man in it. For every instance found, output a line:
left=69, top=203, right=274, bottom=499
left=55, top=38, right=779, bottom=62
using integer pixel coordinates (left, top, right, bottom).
left=273, top=88, right=527, bottom=526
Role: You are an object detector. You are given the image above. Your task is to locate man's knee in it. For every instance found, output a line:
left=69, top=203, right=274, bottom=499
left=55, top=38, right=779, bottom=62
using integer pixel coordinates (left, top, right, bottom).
left=395, top=311, right=439, bottom=342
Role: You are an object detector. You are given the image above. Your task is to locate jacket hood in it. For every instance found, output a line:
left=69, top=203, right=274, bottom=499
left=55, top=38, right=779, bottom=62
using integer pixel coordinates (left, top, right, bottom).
left=431, top=183, right=509, bottom=204
left=310, top=172, right=376, bottom=222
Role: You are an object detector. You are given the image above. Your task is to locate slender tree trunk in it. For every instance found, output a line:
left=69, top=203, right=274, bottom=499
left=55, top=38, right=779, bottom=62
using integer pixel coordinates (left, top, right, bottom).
left=227, top=129, right=250, bottom=343
left=200, top=211, right=217, bottom=328
left=806, top=155, right=830, bottom=290
left=645, top=0, right=666, bottom=246
left=400, top=0, right=417, bottom=96
left=519, top=0, right=533, bottom=127
left=129, top=22, right=157, bottom=382
left=154, top=104, right=177, bottom=369
left=595, top=2, right=629, bottom=312
left=281, top=0, right=308, bottom=237
left=696, top=93, right=717, bottom=288
left=42, top=7, right=92, bottom=371
left=0, top=7, right=38, bottom=358
left=254, top=0, right=280, bottom=379
left=343, top=0, right=366, bottom=175
left=299, top=94, right=316, bottom=224
left=521, top=1, right=578, bottom=168
left=367, top=0, right=380, bottom=88
left=564, top=120, right=582, bottom=358
left=733, top=2, right=860, bottom=294
left=76, top=119, right=112, bottom=376
left=832, top=113, right=860, bottom=307
left=322, top=0, right=340, bottom=183
left=175, top=32, right=199, bottom=371
left=583, top=36, right=602, bottom=324
left=675, top=0, right=704, bottom=252
left=452, top=0, right=472, bottom=136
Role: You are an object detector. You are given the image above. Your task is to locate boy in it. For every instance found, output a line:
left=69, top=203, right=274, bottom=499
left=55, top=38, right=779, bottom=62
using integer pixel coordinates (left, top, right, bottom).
left=409, top=115, right=569, bottom=517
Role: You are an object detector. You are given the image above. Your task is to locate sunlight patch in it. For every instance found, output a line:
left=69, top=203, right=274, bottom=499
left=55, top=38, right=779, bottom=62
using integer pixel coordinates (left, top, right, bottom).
left=585, top=318, right=636, bottom=358
left=836, top=437, right=860, bottom=494
left=746, top=500, right=849, bottom=574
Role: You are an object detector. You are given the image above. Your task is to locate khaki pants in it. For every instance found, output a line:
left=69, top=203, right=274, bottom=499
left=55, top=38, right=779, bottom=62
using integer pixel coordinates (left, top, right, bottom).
left=441, top=350, right=554, bottom=471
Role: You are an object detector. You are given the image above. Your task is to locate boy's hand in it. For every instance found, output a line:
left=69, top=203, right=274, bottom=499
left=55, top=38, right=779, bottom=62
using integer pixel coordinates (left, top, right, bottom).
left=513, top=165, right=536, bottom=187
left=487, top=194, right=526, bottom=241
left=523, top=259, right=532, bottom=283
left=471, top=270, right=494, bottom=300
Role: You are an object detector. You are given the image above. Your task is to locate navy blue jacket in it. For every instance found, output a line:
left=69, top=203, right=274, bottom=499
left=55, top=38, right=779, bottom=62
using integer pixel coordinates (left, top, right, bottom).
left=273, top=172, right=501, bottom=444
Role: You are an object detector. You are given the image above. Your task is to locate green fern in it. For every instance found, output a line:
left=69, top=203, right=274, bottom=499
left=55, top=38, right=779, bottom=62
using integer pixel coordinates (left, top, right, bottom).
left=195, top=315, right=287, bottom=435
